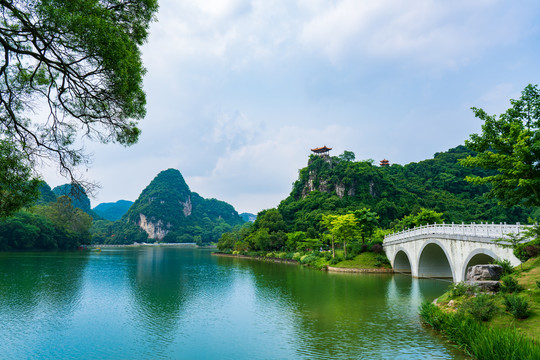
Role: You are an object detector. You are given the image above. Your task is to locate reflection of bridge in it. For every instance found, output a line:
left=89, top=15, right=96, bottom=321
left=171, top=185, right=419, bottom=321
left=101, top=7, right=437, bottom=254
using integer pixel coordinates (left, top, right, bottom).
left=383, top=223, right=530, bottom=282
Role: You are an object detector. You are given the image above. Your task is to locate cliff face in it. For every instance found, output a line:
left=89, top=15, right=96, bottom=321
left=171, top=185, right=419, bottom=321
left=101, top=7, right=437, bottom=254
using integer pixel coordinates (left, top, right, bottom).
left=124, top=168, right=244, bottom=242
left=297, top=155, right=372, bottom=200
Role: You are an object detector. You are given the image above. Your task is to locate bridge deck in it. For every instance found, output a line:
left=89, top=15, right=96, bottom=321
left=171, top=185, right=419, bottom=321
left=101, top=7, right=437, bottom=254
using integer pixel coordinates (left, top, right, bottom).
left=384, top=223, right=531, bottom=244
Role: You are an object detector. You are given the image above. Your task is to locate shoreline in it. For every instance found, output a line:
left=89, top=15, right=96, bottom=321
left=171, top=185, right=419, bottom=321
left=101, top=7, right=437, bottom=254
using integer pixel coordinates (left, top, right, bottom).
left=89, top=243, right=208, bottom=248
left=327, top=266, right=394, bottom=273
left=213, top=252, right=394, bottom=272
left=212, top=252, right=298, bottom=265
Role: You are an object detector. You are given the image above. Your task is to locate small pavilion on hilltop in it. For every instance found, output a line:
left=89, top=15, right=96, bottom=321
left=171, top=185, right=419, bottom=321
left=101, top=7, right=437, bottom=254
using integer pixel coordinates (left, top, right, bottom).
left=380, top=159, right=390, bottom=167
left=311, top=146, right=332, bottom=156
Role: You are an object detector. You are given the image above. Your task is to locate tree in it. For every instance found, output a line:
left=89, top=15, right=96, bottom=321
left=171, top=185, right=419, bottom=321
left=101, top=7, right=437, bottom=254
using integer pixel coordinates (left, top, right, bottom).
left=0, top=0, right=158, bottom=194
left=321, top=214, right=339, bottom=258
left=460, top=84, right=540, bottom=207
left=338, top=151, right=356, bottom=162
left=324, top=213, right=358, bottom=258
left=354, top=207, right=379, bottom=243
left=394, top=208, right=443, bottom=231
left=33, top=195, right=92, bottom=246
left=0, top=139, right=40, bottom=217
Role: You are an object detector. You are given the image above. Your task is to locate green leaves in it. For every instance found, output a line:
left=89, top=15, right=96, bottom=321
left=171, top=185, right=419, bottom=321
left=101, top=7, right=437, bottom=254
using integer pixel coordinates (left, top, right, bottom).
left=0, top=140, right=40, bottom=217
left=0, top=0, right=158, bottom=194
left=461, top=84, right=540, bottom=207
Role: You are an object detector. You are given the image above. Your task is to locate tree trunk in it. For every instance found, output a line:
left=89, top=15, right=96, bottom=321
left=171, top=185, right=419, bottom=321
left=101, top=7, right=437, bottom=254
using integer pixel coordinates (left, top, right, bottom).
left=332, top=235, right=335, bottom=258
left=343, top=241, right=347, bottom=258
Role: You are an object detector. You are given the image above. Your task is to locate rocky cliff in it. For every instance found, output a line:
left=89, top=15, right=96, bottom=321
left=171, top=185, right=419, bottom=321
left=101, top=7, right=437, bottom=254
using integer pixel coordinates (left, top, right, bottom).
left=123, top=168, right=244, bottom=243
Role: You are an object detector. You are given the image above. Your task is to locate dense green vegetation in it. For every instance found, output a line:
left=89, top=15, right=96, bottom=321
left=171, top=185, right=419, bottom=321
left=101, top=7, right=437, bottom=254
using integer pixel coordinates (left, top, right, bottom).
left=421, top=254, right=540, bottom=358
left=460, top=84, right=540, bottom=207
left=0, top=140, right=41, bottom=217
left=0, top=168, right=245, bottom=248
left=218, top=145, right=538, bottom=260
left=0, top=1, right=158, bottom=211
left=420, top=302, right=539, bottom=360
left=52, top=184, right=100, bottom=219
left=0, top=196, right=92, bottom=250
left=98, top=169, right=245, bottom=245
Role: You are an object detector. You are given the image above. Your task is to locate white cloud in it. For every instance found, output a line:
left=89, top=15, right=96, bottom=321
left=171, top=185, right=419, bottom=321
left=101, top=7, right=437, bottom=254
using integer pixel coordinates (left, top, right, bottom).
left=298, top=0, right=527, bottom=68
left=187, top=124, right=355, bottom=213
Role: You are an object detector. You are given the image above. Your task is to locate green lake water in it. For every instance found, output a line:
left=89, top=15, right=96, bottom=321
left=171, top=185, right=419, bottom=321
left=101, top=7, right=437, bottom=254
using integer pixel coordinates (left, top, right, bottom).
left=0, top=248, right=467, bottom=359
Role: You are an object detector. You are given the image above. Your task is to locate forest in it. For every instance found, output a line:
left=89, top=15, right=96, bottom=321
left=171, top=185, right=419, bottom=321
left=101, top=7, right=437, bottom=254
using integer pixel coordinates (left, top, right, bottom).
left=217, top=145, right=539, bottom=257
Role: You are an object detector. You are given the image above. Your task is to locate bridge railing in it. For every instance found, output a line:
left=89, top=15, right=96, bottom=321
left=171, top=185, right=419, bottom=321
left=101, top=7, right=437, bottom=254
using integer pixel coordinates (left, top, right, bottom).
left=383, top=222, right=534, bottom=244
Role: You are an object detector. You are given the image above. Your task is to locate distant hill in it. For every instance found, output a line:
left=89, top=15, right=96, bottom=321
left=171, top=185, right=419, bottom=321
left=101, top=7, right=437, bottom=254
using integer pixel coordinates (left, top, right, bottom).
left=52, top=183, right=100, bottom=219
left=240, top=213, right=257, bottom=222
left=35, top=181, right=57, bottom=205
left=122, top=168, right=244, bottom=243
left=93, top=200, right=133, bottom=221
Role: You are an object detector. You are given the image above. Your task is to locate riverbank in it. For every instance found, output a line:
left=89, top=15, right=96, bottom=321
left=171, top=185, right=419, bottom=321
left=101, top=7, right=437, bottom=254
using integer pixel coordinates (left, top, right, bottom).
left=89, top=243, right=212, bottom=248
left=213, top=251, right=393, bottom=272
left=420, top=256, right=540, bottom=359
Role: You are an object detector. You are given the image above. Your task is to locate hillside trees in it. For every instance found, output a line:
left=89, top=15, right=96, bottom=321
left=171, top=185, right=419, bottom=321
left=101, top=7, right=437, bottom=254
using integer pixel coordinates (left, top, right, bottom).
left=0, top=0, right=158, bottom=214
left=0, top=139, right=40, bottom=217
left=354, top=208, right=379, bottom=243
left=460, top=84, right=540, bottom=206
left=33, top=195, right=92, bottom=246
left=324, top=213, right=358, bottom=258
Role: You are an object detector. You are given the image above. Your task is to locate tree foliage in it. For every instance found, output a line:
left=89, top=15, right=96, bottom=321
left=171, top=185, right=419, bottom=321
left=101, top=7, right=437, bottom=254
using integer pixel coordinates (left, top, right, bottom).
left=0, top=0, right=158, bottom=186
left=354, top=207, right=378, bottom=243
left=218, top=145, right=538, bottom=254
left=460, top=84, right=540, bottom=207
left=0, top=139, right=39, bottom=217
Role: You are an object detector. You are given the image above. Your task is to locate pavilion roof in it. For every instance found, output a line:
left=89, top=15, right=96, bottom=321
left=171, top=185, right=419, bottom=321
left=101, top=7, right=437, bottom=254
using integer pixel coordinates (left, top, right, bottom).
left=311, top=146, right=332, bottom=153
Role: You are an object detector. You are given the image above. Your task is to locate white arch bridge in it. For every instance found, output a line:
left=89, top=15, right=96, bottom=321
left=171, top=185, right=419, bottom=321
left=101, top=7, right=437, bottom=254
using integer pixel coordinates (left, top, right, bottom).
left=383, top=223, right=532, bottom=282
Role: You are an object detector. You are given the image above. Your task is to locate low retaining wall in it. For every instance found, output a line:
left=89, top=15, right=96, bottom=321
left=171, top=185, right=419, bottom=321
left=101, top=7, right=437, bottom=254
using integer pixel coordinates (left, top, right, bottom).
left=212, top=253, right=298, bottom=265
left=327, top=267, right=394, bottom=273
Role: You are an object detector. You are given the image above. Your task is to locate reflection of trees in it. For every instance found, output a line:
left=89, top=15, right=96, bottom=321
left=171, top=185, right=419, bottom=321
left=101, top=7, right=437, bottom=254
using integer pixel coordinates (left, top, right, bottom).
left=215, top=257, right=453, bottom=359
left=0, top=252, right=88, bottom=323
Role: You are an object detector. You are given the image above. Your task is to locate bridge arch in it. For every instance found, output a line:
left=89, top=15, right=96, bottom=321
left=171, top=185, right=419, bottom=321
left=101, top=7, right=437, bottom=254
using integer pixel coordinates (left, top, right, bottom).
left=418, top=240, right=454, bottom=281
left=462, top=248, right=498, bottom=282
left=393, top=247, right=413, bottom=274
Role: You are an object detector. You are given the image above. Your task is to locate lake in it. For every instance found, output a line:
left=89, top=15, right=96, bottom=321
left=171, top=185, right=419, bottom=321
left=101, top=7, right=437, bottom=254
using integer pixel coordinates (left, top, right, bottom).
left=0, top=248, right=467, bottom=359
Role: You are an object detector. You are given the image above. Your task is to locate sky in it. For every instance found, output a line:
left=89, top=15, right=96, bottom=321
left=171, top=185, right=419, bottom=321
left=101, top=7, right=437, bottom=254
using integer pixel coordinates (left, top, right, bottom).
left=42, top=0, right=540, bottom=215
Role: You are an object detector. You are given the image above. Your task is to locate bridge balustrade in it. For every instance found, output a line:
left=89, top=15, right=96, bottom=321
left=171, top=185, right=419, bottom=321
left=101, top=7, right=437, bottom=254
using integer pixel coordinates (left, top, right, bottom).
left=384, top=222, right=532, bottom=244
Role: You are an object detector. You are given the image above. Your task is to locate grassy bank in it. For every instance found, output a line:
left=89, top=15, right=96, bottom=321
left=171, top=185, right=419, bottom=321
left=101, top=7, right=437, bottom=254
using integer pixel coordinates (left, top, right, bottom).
left=420, top=302, right=539, bottom=360
left=421, top=256, right=540, bottom=359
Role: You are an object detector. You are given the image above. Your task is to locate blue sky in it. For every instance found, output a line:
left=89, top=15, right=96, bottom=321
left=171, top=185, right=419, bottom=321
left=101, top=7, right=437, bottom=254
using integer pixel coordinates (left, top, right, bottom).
left=42, top=0, right=540, bottom=214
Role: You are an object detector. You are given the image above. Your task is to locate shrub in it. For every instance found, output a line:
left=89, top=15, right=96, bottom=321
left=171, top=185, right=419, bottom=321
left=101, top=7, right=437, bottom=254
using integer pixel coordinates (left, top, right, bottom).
left=492, top=259, right=513, bottom=276
left=374, top=254, right=390, bottom=267
left=459, top=294, right=497, bottom=321
left=371, top=243, right=383, bottom=254
left=292, top=252, right=302, bottom=261
left=330, top=256, right=342, bottom=265
left=300, top=254, right=318, bottom=265
left=448, top=282, right=477, bottom=298
left=536, top=280, right=540, bottom=289
left=514, top=236, right=540, bottom=261
left=501, top=275, right=523, bottom=293
left=344, top=254, right=355, bottom=261
left=504, top=294, right=530, bottom=319
left=346, top=242, right=365, bottom=257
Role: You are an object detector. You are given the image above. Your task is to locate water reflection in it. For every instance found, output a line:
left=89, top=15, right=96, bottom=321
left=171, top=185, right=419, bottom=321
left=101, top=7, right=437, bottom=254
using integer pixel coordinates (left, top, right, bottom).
left=0, top=249, right=467, bottom=359
left=0, top=252, right=88, bottom=355
left=215, top=256, right=466, bottom=359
